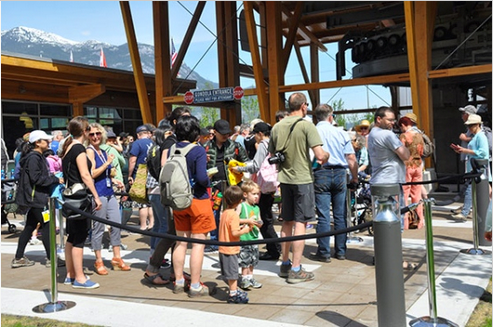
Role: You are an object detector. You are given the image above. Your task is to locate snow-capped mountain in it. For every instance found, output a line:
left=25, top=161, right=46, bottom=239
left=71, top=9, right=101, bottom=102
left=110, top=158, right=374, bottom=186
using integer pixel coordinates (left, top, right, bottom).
left=1, top=26, right=217, bottom=89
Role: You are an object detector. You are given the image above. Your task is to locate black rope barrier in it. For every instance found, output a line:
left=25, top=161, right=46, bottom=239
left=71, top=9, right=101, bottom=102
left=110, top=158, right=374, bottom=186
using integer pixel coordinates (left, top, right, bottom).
left=58, top=198, right=373, bottom=247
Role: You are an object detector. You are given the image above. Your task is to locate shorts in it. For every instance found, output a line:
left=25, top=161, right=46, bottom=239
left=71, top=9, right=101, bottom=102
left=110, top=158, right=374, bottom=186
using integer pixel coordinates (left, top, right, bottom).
left=280, top=183, right=316, bottom=223
left=238, top=244, right=259, bottom=268
left=219, top=253, right=239, bottom=281
left=134, top=201, right=150, bottom=208
left=173, top=198, right=216, bottom=234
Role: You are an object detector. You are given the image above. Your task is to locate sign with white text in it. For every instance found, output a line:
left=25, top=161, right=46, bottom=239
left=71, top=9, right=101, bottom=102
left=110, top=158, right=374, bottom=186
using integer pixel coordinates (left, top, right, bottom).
left=183, top=87, right=244, bottom=104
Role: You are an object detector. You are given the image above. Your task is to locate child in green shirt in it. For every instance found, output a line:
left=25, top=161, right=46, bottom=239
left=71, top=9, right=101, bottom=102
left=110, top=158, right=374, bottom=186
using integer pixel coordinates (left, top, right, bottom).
left=239, top=180, right=264, bottom=290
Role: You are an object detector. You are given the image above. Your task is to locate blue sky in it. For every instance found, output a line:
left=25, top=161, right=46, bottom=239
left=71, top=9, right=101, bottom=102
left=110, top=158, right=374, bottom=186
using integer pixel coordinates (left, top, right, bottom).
left=1, top=1, right=391, bottom=112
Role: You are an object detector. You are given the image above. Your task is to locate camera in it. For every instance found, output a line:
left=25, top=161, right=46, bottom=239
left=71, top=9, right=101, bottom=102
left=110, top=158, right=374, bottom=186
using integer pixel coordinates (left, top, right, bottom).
left=268, top=152, right=285, bottom=165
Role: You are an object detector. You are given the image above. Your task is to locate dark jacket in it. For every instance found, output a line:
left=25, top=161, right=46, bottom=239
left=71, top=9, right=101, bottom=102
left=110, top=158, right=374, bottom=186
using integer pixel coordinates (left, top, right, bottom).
left=205, top=138, right=248, bottom=186
left=16, top=151, right=59, bottom=209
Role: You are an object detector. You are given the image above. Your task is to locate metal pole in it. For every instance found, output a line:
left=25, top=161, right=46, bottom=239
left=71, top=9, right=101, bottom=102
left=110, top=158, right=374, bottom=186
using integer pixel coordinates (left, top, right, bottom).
left=32, top=197, right=76, bottom=313
left=49, top=197, right=58, bottom=303
left=371, top=184, right=406, bottom=327
left=57, top=208, right=65, bottom=250
left=409, top=199, right=459, bottom=327
left=461, top=159, right=491, bottom=255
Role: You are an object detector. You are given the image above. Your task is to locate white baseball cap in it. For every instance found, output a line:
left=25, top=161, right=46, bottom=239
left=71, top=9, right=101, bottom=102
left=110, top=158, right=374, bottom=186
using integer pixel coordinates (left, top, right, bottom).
left=29, top=130, right=53, bottom=143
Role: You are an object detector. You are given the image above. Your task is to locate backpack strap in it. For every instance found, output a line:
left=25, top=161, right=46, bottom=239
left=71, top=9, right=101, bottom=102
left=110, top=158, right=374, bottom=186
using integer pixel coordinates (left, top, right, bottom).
left=173, top=143, right=197, bottom=157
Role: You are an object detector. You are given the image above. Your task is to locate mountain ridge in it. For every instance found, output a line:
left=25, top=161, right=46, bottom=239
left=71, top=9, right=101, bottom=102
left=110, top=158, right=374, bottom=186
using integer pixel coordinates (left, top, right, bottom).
left=1, top=26, right=218, bottom=89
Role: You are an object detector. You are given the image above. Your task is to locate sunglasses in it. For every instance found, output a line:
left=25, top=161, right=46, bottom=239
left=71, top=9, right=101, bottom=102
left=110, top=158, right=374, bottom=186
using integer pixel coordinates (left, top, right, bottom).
left=359, top=126, right=368, bottom=130
left=89, top=132, right=102, bottom=137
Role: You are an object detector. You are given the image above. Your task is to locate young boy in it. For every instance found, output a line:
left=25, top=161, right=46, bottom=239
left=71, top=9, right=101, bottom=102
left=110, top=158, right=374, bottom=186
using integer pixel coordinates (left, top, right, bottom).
left=239, top=180, right=263, bottom=290
left=218, top=185, right=257, bottom=304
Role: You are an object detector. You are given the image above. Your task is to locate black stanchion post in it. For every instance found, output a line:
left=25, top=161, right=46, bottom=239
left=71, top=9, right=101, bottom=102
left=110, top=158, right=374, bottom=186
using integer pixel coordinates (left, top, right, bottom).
left=32, top=197, right=76, bottom=313
left=371, top=184, right=406, bottom=327
left=409, top=199, right=459, bottom=327
left=461, top=158, right=491, bottom=254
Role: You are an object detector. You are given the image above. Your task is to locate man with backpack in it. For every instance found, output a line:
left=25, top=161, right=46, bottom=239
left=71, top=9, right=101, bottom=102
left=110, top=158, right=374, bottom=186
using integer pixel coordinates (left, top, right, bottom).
left=310, top=104, right=358, bottom=263
left=204, top=119, right=249, bottom=253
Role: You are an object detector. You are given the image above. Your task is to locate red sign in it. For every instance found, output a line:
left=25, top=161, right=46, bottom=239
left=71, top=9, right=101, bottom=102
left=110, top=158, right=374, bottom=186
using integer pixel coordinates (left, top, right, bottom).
left=184, top=91, right=194, bottom=104
left=233, top=86, right=244, bottom=100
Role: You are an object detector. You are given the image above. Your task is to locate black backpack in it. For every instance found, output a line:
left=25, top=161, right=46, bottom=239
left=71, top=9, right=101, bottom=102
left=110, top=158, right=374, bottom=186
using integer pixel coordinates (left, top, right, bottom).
left=147, top=144, right=162, bottom=180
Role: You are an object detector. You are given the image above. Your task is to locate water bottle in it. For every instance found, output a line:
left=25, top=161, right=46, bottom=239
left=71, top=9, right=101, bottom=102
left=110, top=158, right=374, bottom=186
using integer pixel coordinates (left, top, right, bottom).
left=1, top=169, right=5, bottom=180
left=212, top=191, right=223, bottom=211
left=10, top=169, right=15, bottom=179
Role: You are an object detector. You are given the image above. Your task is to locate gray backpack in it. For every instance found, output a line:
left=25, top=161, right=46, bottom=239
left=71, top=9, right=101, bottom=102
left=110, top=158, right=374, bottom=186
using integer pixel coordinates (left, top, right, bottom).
left=159, top=143, right=197, bottom=211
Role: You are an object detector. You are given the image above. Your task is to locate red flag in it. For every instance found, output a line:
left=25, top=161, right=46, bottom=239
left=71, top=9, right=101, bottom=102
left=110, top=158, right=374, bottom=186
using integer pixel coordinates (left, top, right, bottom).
left=100, top=47, right=107, bottom=68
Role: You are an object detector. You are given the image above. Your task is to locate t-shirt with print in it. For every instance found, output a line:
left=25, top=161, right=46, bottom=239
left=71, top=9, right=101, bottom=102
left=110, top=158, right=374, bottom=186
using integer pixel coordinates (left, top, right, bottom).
left=239, top=202, right=260, bottom=241
left=129, top=138, right=153, bottom=178
left=269, top=116, right=323, bottom=184
left=219, top=208, right=241, bottom=255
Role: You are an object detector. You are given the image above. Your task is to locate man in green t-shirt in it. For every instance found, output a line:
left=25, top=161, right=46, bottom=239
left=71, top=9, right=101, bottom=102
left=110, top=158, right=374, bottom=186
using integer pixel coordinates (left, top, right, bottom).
left=268, top=92, right=329, bottom=284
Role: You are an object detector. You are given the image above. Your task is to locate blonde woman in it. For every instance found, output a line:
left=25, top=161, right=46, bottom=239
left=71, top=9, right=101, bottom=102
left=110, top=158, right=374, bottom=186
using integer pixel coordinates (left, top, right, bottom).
left=86, top=123, right=129, bottom=275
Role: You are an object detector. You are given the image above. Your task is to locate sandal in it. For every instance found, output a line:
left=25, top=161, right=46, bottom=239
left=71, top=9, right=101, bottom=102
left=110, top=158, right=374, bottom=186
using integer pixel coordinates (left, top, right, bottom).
left=144, top=273, right=170, bottom=285
left=403, top=261, right=417, bottom=271
left=94, top=260, right=109, bottom=275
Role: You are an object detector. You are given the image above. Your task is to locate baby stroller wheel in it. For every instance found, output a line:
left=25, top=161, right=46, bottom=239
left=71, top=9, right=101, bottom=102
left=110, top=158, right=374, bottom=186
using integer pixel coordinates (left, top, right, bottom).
left=8, top=224, right=16, bottom=233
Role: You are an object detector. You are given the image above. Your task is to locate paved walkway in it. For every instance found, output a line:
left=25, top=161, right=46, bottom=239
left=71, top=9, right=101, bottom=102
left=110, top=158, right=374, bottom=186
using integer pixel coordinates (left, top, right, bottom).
left=1, top=196, right=491, bottom=327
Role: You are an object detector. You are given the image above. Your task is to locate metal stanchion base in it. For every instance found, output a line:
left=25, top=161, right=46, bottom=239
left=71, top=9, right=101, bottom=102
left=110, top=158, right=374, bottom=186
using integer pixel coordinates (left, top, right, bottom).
left=32, top=301, right=76, bottom=313
left=460, top=248, right=492, bottom=255
left=409, top=316, right=459, bottom=327
left=346, top=234, right=364, bottom=243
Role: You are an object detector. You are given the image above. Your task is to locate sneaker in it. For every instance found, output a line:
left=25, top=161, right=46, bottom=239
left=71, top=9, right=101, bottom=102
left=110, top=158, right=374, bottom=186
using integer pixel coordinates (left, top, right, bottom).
left=240, top=278, right=252, bottom=290
left=250, top=278, right=262, bottom=289
left=279, top=261, right=292, bottom=278
left=286, top=266, right=315, bottom=284
left=451, top=213, right=467, bottom=221
left=108, top=245, right=113, bottom=252
left=160, top=259, right=171, bottom=269
left=11, top=256, right=35, bottom=268
left=72, top=279, right=100, bottom=289
left=29, top=238, right=41, bottom=245
left=64, top=275, right=90, bottom=285
left=173, top=282, right=189, bottom=294
left=188, top=283, right=210, bottom=298
left=228, top=290, right=249, bottom=304
left=451, top=206, right=463, bottom=214
left=120, top=243, right=128, bottom=250
left=46, top=257, right=66, bottom=268
left=204, top=246, right=218, bottom=254
left=309, top=253, right=331, bottom=263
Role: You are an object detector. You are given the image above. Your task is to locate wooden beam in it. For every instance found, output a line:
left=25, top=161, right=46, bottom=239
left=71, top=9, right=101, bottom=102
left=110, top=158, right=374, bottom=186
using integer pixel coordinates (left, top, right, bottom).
left=266, top=1, right=284, bottom=124
left=120, top=1, right=153, bottom=124
left=280, top=72, right=411, bottom=92
left=72, top=102, right=84, bottom=117
left=243, top=1, right=270, bottom=122
left=153, top=2, right=172, bottom=124
left=280, top=4, right=328, bottom=52
left=429, top=64, right=492, bottom=79
left=281, top=2, right=304, bottom=73
left=171, top=2, right=206, bottom=80
left=68, top=84, right=105, bottom=103
left=309, top=43, right=320, bottom=109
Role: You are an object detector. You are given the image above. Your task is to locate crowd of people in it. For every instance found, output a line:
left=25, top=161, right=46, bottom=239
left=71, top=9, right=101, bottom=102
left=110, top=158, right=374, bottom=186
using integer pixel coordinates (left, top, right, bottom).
left=4, top=96, right=492, bottom=301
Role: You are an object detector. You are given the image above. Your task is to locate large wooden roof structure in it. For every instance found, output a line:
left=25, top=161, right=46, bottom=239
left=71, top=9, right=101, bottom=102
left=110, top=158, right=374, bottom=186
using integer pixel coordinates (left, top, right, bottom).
left=2, top=1, right=492, bottom=143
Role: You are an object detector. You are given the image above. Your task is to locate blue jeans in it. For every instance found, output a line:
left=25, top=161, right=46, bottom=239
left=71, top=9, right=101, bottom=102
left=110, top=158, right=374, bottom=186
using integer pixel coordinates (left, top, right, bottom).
left=314, top=168, right=347, bottom=257
left=149, top=194, right=169, bottom=252
left=461, top=184, right=472, bottom=216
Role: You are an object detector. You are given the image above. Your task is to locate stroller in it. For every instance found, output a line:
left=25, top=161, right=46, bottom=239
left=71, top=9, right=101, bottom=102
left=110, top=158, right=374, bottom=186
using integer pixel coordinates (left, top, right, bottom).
left=350, top=176, right=373, bottom=235
left=1, top=179, right=18, bottom=233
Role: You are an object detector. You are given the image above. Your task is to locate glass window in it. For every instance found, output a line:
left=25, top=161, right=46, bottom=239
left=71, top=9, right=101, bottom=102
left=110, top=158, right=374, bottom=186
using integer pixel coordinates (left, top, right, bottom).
left=2, top=102, right=37, bottom=115
left=40, top=104, right=71, bottom=117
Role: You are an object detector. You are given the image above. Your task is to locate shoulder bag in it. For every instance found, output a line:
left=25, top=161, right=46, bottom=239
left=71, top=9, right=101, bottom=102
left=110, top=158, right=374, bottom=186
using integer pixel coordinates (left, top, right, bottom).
left=61, top=162, right=92, bottom=220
